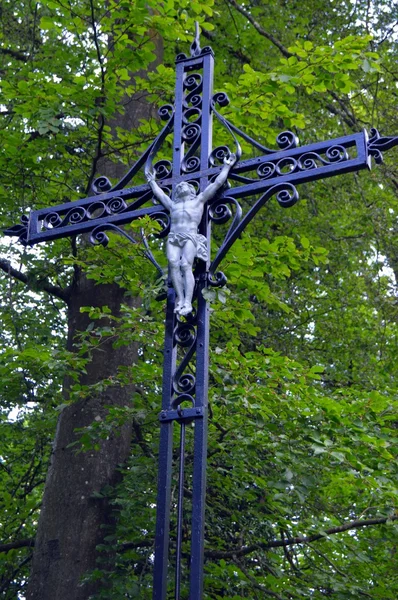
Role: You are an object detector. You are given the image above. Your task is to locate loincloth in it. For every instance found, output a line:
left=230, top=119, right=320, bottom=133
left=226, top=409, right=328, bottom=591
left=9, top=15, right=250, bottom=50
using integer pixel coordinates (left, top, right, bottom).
left=168, top=232, right=208, bottom=262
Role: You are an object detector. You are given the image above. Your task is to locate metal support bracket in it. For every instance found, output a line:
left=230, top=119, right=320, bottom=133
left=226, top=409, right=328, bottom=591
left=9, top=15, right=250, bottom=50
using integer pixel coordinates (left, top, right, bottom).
left=159, top=406, right=204, bottom=423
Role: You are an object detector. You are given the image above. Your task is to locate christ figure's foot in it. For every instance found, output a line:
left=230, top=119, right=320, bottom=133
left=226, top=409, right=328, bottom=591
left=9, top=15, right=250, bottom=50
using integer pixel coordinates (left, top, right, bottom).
left=174, top=298, right=184, bottom=314
left=179, top=302, right=193, bottom=317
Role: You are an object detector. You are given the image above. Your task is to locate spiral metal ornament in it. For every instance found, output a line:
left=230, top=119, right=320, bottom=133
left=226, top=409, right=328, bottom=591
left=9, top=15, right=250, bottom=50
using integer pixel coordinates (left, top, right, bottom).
left=184, top=73, right=203, bottom=109
left=298, top=153, right=321, bottom=170
left=184, top=73, right=202, bottom=92
left=106, top=197, right=127, bottom=214
left=92, top=176, right=112, bottom=195
left=174, top=323, right=197, bottom=348
left=158, top=104, right=174, bottom=121
left=208, top=202, right=232, bottom=224
left=43, top=212, right=62, bottom=229
left=182, top=156, right=201, bottom=173
left=151, top=210, right=171, bottom=238
left=212, top=91, right=230, bottom=108
left=68, top=207, right=86, bottom=224
left=209, top=196, right=242, bottom=229
left=209, top=145, right=232, bottom=167
left=182, top=122, right=201, bottom=144
left=257, top=162, right=276, bottom=179
left=208, top=271, right=227, bottom=288
left=276, top=131, right=299, bottom=150
left=89, top=226, right=110, bottom=247
left=325, top=145, right=349, bottom=162
left=174, top=373, right=196, bottom=395
left=188, top=94, right=202, bottom=108
left=171, top=393, right=195, bottom=410
left=276, top=183, right=299, bottom=208
left=153, top=160, right=172, bottom=180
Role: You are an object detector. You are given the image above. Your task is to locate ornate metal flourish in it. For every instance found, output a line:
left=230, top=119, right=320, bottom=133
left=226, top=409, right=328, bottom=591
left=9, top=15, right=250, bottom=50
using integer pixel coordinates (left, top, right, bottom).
left=208, top=182, right=299, bottom=285
left=211, top=91, right=298, bottom=160
left=172, top=311, right=198, bottom=409
left=4, top=214, right=29, bottom=246
left=94, top=104, right=174, bottom=194
left=180, top=73, right=203, bottom=174
left=367, top=127, right=398, bottom=164
left=89, top=223, right=164, bottom=277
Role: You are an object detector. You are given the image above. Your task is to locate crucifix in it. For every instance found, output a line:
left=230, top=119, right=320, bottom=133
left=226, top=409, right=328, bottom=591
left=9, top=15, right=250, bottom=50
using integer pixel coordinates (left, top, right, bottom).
left=4, top=24, right=398, bottom=600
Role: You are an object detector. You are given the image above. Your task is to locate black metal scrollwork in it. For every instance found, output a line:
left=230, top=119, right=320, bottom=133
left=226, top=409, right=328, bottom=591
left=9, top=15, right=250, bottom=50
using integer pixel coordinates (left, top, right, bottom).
left=180, top=74, right=203, bottom=174
left=89, top=223, right=164, bottom=277
left=367, top=128, right=398, bottom=164
left=3, top=214, right=29, bottom=246
left=172, top=314, right=198, bottom=403
left=208, top=183, right=299, bottom=282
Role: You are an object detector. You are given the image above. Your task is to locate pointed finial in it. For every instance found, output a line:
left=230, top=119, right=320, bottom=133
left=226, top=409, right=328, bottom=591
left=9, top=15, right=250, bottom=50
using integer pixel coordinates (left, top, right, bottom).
left=190, top=22, right=201, bottom=57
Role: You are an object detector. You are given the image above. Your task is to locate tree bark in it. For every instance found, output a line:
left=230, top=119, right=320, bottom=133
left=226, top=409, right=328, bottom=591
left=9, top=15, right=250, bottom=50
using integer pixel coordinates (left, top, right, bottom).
left=26, top=277, right=139, bottom=600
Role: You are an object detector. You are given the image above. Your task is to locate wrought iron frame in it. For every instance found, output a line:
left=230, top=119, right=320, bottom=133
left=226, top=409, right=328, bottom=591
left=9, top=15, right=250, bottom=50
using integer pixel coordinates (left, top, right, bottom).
left=4, top=24, right=398, bottom=600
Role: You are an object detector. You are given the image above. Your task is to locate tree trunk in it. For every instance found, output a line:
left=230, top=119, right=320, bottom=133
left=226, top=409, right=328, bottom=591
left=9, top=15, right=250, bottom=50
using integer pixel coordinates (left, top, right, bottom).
left=27, top=277, right=139, bottom=600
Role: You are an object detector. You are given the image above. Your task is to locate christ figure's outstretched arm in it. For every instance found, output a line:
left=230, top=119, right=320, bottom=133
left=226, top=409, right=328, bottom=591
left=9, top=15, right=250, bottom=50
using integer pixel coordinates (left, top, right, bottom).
left=197, top=153, right=237, bottom=205
left=146, top=172, right=173, bottom=211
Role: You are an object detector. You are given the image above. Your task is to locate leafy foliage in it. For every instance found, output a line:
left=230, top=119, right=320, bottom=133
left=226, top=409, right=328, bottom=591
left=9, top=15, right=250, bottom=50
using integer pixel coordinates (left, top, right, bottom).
left=0, top=0, right=398, bottom=598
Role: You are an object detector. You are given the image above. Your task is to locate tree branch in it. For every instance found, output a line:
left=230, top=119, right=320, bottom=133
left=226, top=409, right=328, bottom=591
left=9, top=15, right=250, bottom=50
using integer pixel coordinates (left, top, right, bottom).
left=0, top=538, right=35, bottom=553
left=204, top=515, right=398, bottom=559
left=0, top=259, right=70, bottom=304
left=226, top=0, right=292, bottom=59
left=0, top=48, right=28, bottom=62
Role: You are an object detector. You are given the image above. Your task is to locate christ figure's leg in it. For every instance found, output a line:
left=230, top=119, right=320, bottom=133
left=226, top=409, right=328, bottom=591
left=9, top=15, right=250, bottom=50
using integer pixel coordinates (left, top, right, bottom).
left=167, top=241, right=184, bottom=313
left=179, top=240, right=196, bottom=316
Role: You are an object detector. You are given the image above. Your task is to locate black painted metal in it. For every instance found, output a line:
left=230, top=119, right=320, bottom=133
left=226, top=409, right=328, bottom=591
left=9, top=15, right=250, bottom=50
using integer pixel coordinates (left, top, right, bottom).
left=3, top=24, right=398, bottom=600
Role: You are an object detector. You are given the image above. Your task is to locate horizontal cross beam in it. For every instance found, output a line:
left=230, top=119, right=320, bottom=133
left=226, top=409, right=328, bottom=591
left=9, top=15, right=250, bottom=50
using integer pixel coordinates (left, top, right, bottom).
left=5, top=129, right=389, bottom=247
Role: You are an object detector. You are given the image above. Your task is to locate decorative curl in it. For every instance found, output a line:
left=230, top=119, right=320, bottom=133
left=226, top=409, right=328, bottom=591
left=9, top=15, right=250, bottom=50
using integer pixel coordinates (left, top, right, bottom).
left=209, top=145, right=232, bottom=167
left=184, top=73, right=202, bottom=91
left=209, top=202, right=232, bottom=224
left=158, top=104, right=174, bottom=121
left=298, top=153, right=321, bottom=170
left=276, top=183, right=299, bottom=208
left=106, top=197, right=127, bottom=214
left=276, top=131, right=299, bottom=150
left=174, top=323, right=197, bottom=348
left=43, top=212, right=62, bottom=228
left=212, top=92, right=230, bottom=108
left=89, top=227, right=110, bottom=247
left=44, top=206, right=86, bottom=229
left=153, top=159, right=172, bottom=180
left=325, top=145, right=348, bottom=162
left=257, top=161, right=276, bottom=179
left=92, top=176, right=112, bottom=195
left=188, top=94, right=202, bottom=108
left=151, top=210, right=170, bottom=239
left=182, top=123, right=201, bottom=144
left=174, top=373, right=196, bottom=395
left=208, top=272, right=227, bottom=288
left=182, top=156, right=201, bottom=173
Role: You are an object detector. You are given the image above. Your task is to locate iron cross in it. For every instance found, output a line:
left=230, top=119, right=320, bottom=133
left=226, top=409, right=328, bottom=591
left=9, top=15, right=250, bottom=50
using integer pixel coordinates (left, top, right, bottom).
left=5, top=25, right=398, bottom=600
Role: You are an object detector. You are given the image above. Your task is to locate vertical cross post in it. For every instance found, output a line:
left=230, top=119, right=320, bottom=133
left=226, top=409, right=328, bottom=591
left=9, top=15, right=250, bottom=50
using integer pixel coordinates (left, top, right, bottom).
left=152, top=45, right=215, bottom=600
